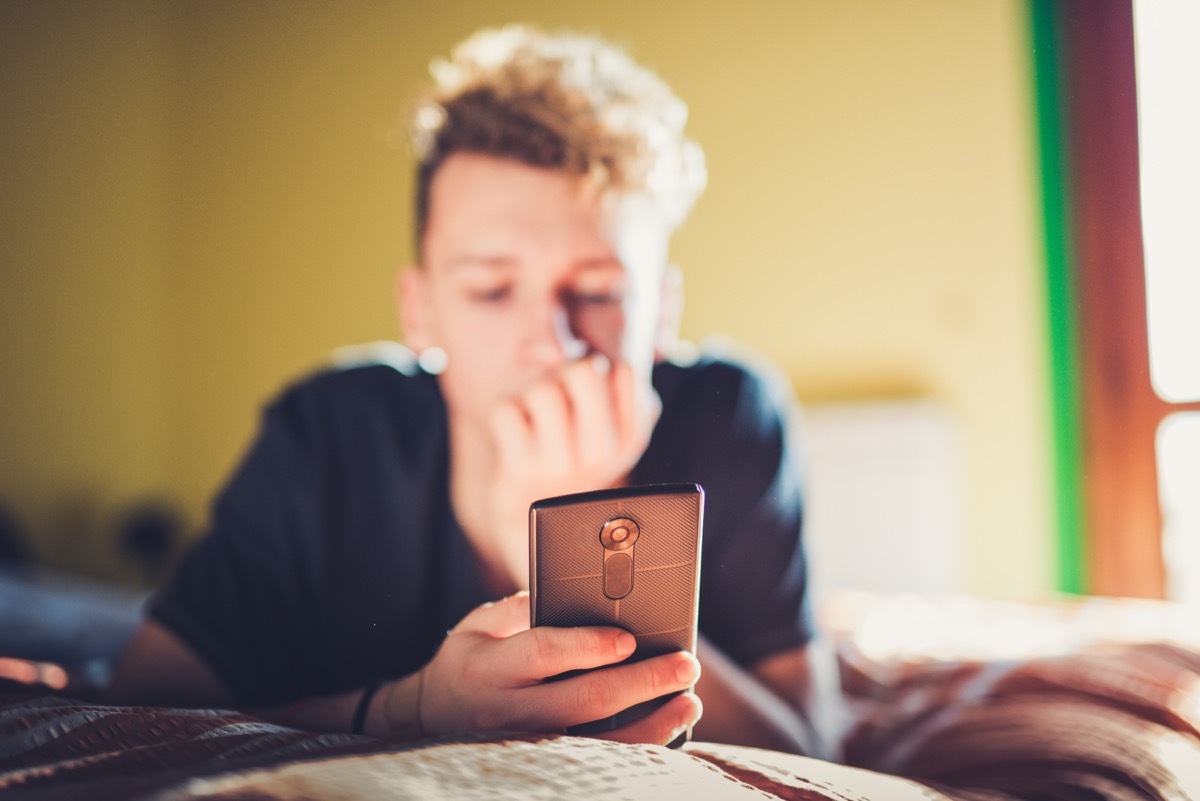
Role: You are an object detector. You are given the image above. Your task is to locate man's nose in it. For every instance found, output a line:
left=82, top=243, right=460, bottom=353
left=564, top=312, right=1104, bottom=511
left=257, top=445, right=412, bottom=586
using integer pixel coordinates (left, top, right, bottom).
left=523, top=300, right=587, bottom=369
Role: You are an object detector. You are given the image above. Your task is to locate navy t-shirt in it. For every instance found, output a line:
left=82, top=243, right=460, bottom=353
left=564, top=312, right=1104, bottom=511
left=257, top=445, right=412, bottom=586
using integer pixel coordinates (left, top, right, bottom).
left=151, top=346, right=813, bottom=706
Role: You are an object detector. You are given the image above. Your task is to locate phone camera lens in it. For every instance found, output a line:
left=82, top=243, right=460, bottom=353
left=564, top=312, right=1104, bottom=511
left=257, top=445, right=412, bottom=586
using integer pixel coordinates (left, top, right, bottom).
left=600, top=517, right=640, bottom=550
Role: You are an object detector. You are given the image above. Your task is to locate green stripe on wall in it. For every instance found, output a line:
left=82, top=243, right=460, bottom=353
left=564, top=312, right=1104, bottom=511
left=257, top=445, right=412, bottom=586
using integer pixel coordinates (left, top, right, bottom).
left=1030, top=0, right=1086, bottom=594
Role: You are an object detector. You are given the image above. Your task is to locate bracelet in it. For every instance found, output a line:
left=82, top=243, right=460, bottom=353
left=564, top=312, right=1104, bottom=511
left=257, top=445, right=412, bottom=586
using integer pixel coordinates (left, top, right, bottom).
left=352, top=669, right=427, bottom=739
left=351, top=681, right=384, bottom=735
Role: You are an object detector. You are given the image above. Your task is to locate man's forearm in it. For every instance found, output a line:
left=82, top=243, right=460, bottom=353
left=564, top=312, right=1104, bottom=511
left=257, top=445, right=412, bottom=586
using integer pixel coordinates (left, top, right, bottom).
left=251, top=670, right=424, bottom=739
left=251, top=686, right=364, bottom=734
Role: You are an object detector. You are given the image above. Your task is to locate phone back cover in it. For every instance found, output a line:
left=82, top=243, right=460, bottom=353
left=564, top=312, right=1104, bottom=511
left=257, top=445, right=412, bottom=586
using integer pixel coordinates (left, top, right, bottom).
left=531, top=484, right=703, bottom=661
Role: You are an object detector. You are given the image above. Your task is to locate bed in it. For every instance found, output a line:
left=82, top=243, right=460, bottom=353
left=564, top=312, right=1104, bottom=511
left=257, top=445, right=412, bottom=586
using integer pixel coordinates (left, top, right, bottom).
left=2, top=591, right=1199, bottom=800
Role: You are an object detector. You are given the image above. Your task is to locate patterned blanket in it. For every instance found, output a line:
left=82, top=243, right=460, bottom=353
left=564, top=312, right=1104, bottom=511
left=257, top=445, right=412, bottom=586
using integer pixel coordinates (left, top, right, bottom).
left=2, top=594, right=1197, bottom=800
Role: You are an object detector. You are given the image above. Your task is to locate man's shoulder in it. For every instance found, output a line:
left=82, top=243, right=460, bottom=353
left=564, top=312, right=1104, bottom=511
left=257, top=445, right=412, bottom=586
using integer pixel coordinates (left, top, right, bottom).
left=267, top=341, right=442, bottom=434
left=654, top=338, right=794, bottom=415
left=281, top=340, right=428, bottom=393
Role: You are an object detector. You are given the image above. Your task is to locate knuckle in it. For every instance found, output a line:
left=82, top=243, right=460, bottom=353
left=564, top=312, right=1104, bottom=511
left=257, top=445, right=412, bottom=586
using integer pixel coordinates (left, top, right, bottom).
left=526, top=629, right=560, bottom=672
left=649, top=658, right=677, bottom=697
left=525, top=380, right=560, bottom=410
left=584, top=628, right=613, bottom=660
left=576, top=677, right=615, bottom=719
left=561, top=358, right=588, bottom=382
left=566, top=366, right=600, bottom=398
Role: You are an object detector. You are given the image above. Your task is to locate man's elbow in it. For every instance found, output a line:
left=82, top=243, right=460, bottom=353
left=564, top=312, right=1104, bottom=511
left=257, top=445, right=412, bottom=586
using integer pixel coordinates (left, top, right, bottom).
left=104, top=620, right=233, bottom=710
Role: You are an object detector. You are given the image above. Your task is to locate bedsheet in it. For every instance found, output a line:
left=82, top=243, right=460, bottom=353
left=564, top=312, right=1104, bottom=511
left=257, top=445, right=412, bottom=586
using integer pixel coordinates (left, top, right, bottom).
left=1, top=593, right=1197, bottom=800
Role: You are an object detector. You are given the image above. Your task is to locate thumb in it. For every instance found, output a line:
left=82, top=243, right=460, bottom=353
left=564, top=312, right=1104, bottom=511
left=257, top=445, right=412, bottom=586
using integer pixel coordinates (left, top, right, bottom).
left=451, top=591, right=531, bottom=639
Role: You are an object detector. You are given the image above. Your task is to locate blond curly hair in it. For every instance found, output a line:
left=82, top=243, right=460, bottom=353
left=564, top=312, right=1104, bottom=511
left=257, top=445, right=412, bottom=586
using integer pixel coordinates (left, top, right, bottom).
left=409, top=26, right=707, bottom=252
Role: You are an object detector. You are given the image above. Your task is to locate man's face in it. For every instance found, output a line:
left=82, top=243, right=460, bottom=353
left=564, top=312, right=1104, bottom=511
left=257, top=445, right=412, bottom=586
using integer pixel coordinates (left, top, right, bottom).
left=402, top=152, right=671, bottom=426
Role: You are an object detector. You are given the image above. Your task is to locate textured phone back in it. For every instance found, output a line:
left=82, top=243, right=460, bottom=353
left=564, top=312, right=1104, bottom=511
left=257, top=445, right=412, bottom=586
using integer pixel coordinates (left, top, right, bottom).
left=532, top=486, right=702, bottom=660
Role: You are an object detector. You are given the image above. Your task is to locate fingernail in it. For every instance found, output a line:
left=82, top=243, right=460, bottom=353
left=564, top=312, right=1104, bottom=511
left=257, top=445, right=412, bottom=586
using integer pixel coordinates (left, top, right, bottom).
left=616, top=631, right=637, bottom=655
left=591, top=353, right=611, bottom=375
left=675, top=654, right=699, bottom=684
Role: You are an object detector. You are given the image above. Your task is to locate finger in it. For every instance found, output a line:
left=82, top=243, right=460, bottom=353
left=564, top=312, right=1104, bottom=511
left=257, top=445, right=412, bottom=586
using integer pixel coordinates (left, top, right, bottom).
left=610, top=361, right=659, bottom=458
left=493, top=625, right=637, bottom=684
left=489, top=398, right=534, bottom=472
left=521, top=377, right=574, bottom=476
left=612, top=360, right=636, bottom=451
left=560, top=355, right=620, bottom=469
left=603, top=691, right=703, bottom=746
left=532, top=650, right=700, bottom=730
left=451, top=591, right=532, bottom=639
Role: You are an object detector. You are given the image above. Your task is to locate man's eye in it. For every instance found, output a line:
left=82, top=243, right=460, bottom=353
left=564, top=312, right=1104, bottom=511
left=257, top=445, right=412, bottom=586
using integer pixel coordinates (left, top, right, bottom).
left=471, top=286, right=512, bottom=302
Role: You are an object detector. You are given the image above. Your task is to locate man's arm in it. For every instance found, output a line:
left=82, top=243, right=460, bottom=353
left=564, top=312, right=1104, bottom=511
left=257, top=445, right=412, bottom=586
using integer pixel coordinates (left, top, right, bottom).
left=693, top=636, right=845, bottom=761
left=105, top=593, right=703, bottom=745
left=107, top=620, right=416, bottom=733
left=105, top=620, right=235, bottom=709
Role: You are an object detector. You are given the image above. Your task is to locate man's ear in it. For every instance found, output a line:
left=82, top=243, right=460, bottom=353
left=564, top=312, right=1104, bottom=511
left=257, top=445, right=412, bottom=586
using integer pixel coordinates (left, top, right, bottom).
left=654, top=263, right=684, bottom=361
left=396, top=266, right=434, bottom=351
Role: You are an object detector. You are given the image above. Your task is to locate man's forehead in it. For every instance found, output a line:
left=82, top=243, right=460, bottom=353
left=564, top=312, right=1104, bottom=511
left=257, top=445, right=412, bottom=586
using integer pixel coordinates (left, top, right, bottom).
left=426, top=154, right=663, bottom=231
left=422, top=154, right=668, bottom=273
left=440, top=253, right=626, bottom=275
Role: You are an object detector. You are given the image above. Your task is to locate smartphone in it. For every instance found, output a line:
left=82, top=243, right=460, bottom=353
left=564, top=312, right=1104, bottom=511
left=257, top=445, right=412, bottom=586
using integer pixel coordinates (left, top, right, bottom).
left=529, top=483, right=704, bottom=746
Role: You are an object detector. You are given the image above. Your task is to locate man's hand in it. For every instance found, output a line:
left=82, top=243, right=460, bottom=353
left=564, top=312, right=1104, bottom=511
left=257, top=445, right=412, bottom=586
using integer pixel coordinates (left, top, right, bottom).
left=451, top=356, right=660, bottom=590
left=384, top=592, right=700, bottom=745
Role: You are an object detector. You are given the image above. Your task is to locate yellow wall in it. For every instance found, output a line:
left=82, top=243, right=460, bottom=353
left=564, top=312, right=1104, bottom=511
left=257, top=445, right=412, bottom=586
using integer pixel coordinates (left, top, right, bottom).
left=0, top=1, right=1051, bottom=596
left=0, top=1, right=173, bottom=578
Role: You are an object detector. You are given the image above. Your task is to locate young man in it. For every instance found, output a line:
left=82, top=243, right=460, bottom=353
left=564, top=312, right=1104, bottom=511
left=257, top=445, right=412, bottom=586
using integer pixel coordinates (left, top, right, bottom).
left=109, top=26, right=840, bottom=756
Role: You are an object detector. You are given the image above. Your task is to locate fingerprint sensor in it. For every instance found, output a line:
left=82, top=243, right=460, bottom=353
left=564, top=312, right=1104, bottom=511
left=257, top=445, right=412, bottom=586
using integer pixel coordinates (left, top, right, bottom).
left=603, top=551, right=633, bottom=599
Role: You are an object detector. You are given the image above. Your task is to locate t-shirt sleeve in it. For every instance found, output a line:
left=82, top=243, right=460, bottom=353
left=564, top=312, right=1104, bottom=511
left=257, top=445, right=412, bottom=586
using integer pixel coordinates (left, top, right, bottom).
left=149, top=387, right=332, bottom=706
left=663, top=358, right=815, bottom=667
